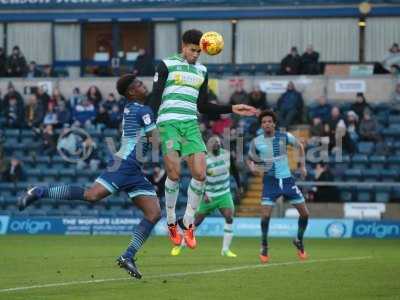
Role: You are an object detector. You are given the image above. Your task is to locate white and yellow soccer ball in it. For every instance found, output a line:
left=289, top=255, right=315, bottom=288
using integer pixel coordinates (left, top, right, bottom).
left=200, top=31, right=224, bottom=56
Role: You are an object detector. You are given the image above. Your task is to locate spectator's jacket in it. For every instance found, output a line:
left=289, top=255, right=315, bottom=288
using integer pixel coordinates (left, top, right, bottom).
left=73, top=104, right=96, bottom=124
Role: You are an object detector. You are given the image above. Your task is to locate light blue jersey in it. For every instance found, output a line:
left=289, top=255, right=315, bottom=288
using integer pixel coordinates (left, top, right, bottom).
left=115, top=101, right=156, bottom=163
left=248, top=131, right=299, bottom=179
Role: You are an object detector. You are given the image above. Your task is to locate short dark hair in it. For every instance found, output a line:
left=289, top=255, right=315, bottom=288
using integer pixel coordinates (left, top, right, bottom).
left=258, top=109, right=277, bottom=124
left=182, top=29, right=203, bottom=45
left=116, top=74, right=136, bottom=97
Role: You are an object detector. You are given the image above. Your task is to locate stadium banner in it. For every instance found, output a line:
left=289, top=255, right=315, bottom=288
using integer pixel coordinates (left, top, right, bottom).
left=0, top=215, right=10, bottom=235
left=335, top=80, right=366, bottom=93
left=352, top=221, right=400, bottom=239
left=1, top=216, right=398, bottom=238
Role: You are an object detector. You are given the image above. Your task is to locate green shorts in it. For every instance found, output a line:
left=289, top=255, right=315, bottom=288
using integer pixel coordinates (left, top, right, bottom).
left=197, top=192, right=234, bottom=215
left=157, top=120, right=206, bottom=157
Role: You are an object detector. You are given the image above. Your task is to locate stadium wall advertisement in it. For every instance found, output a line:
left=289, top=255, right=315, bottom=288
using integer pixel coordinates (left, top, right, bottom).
left=1, top=216, right=399, bottom=239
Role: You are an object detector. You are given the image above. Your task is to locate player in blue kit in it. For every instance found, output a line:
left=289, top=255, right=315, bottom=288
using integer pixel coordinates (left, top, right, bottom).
left=247, top=110, right=309, bottom=263
left=18, top=74, right=161, bottom=279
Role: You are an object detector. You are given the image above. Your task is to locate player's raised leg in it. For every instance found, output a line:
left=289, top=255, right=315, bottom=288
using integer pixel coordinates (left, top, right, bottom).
left=183, top=152, right=206, bottom=249
left=163, top=150, right=182, bottom=246
left=260, top=204, right=273, bottom=263
left=18, top=182, right=110, bottom=211
left=292, top=202, right=309, bottom=260
left=219, top=207, right=236, bottom=258
left=118, top=195, right=161, bottom=279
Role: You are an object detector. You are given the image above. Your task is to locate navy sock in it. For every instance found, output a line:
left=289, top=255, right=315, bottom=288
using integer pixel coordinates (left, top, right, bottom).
left=297, top=216, right=308, bottom=241
left=123, top=218, right=155, bottom=259
left=40, top=185, right=85, bottom=201
left=261, top=218, right=270, bottom=247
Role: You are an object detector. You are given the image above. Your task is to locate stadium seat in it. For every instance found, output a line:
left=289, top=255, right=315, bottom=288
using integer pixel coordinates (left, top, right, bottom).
left=363, top=169, right=380, bottom=182
left=356, top=187, right=373, bottom=202
left=340, top=187, right=354, bottom=202
left=380, top=169, right=397, bottom=182
left=375, top=187, right=391, bottom=203
left=357, top=142, right=375, bottom=155
left=369, top=155, right=386, bottom=169
left=351, top=154, right=368, bottom=170
left=344, top=169, right=362, bottom=181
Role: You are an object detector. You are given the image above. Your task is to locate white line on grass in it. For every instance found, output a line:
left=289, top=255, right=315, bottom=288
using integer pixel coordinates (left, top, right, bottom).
left=0, top=256, right=372, bottom=293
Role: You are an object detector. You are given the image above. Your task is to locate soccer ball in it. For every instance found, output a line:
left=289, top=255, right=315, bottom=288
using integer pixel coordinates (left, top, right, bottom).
left=200, top=31, right=224, bottom=56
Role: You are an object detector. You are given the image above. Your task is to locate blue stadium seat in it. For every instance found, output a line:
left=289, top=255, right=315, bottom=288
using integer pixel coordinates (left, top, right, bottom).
left=363, top=169, right=380, bottom=182
left=356, top=187, right=373, bottom=202
left=351, top=154, right=368, bottom=170
left=340, top=187, right=353, bottom=202
left=388, top=115, right=400, bottom=124
left=4, top=129, right=20, bottom=138
left=357, top=142, right=375, bottom=155
left=380, top=169, right=397, bottom=182
left=344, top=169, right=362, bottom=181
left=375, top=187, right=391, bottom=203
left=387, top=156, right=400, bottom=170
left=369, top=155, right=386, bottom=169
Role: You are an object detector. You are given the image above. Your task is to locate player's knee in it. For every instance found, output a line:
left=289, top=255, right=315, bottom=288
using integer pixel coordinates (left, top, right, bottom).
left=300, top=210, right=309, bottom=219
left=192, top=171, right=206, bottom=182
left=167, top=170, right=180, bottom=182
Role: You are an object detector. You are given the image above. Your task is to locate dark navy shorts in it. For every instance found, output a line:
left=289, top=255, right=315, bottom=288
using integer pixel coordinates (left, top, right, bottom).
left=96, top=158, right=156, bottom=199
left=261, top=175, right=305, bottom=206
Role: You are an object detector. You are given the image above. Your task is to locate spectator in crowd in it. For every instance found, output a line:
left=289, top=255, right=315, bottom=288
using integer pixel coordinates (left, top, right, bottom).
left=133, top=48, right=155, bottom=76
left=351, top=92, right=372, bottom=119
left=102, top=92, right=119, bottom=112
left=76, top=138, right=101, bottom=171
left=359, top=109, right=381, bottom=142
left=108, top=104, right=122, bottom=129
left=0, top=47, right=7, bottom=77
left=310, top=96, right=331, bottom=123
left=390, top=82, right=400, bottom=113
left=249, top=85, right=268, bottom=112
left=301, top=45, right=320, bottom=75
left=382, top=43, right=400, bottom=72
left=69, top=87, right=84, bottom=109
left=49, top=87, right=66, bottom=108
left=42, top=64, right=57, bottom=77
left=211, top=113, right=232, bottom=135
left=148, top=166, right=167, bottom=199
left=327, top=106, right=354, bottom=154
left=25, top=93, right=44, bottom=129
left=6, top=46, right=27, bottom=77
left=57, top=100, right=71, bottom=128
left=36, top=85, right=51, bottom=111
left=346, top=110, right=359, bottom=146
left=230, top=85, right=249, bottom=105
left=5, top=95, right=24, bottom=128
left=309, top=117, right=324, bottom=138
left=276, top=81, right=304, bottom=128
left=73, top=98, right=96, bottom=128
left=280, top=46, right=302, bottom=75
left=42, top=124, right=58, bottom=156
left=26, top=61, right=42, bottom=78
left=314, top=163, right=339, bottom=202
left=3, top=157, right=24, bottom=182
left=3, top=82, right=24, bottom=111
left=95, top=105, right=110, bottom=131
left=43, top=102, right=58, bottom=126
left=86, top=85, right=103, bottom=108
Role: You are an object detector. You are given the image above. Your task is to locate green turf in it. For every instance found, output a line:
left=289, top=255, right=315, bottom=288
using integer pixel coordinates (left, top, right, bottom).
left=0, top=236, right=399, bottom=300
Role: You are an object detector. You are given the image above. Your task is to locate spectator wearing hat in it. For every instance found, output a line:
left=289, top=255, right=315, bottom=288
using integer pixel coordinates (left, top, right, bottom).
left=6, top=46, right=27, bottom=77
left=280, top=46, right=302, bottom=75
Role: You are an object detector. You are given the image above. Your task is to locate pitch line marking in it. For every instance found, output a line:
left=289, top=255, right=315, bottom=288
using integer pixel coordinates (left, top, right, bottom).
left=0, top=256, right=372, bottom=293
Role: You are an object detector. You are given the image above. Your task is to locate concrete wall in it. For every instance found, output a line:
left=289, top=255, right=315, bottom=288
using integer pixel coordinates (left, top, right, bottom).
left=0, top=75, right=398, bottom=105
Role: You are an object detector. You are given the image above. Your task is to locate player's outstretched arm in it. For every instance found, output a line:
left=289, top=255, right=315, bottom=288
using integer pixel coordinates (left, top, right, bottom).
left=232, top=104, right=257, bottom=116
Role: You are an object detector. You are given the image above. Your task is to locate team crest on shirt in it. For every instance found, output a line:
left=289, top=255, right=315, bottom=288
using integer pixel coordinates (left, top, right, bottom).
left=153, top=72, right=159, bottom=82
left=124, top=107, right=130, bottom=114
left=142, top=114, right=151, bottom=125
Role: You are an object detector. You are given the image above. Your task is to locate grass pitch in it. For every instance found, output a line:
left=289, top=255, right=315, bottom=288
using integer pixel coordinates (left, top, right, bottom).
left=0, top=236, right=399, bottom=300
